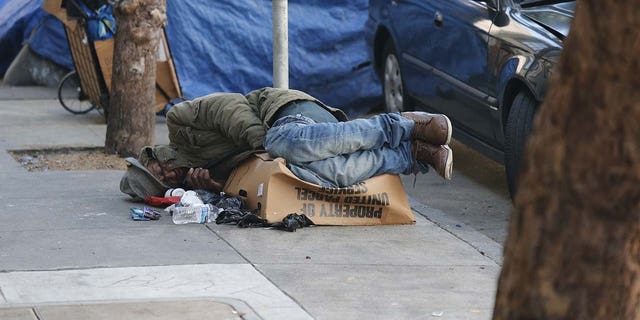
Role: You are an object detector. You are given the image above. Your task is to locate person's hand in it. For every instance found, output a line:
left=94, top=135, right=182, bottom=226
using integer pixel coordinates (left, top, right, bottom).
left=185, top=168, right=223, bottom=192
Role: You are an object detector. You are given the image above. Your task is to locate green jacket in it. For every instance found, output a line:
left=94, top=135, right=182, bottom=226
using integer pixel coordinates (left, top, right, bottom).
left=155, top=87, right=348, bottom=181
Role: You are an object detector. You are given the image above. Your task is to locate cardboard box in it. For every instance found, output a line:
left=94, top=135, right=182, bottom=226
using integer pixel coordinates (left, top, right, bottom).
left=94, top=33, right=181, bottom=113
left=223, top=153, right=416, bottom=226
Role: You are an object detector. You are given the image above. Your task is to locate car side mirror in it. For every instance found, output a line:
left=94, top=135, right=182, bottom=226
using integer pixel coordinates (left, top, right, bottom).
left=495, top=13, right=509, bottom=28
left=490, top=0, right=509, bottom=27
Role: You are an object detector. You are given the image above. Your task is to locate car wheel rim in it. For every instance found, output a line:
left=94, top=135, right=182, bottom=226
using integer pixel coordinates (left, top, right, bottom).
left=384, top=54, right=403, bottom=113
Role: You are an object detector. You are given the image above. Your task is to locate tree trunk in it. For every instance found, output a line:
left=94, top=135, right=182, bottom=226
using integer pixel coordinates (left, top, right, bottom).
left=105, top=0, right=166, bottom=157
left=493, top=1, right=640, bottom=319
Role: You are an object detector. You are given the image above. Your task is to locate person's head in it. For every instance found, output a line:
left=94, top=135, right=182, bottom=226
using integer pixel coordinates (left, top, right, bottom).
left=145, top=158, right=187, bottom=187
left=119, top=145, right=189, bottom=200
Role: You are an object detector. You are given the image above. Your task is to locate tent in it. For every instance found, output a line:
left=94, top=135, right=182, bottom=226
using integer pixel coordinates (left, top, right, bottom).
left=0, top=0, right=382, bottom=116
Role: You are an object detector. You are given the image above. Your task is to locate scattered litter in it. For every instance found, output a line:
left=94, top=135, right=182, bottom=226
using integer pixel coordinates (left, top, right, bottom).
left=180, top=190, right=204, bottom=207
left=164, top=188, right=185, bottom=197
left=145, top=195, right=181, bottom=207
left=215, top=208, right=248, bottom=224
left=431, top=311, right=444, bottom=317
left=213, top=205, right=313, bottom=232
left=216, top=208, right=267, bottom=227
left=130, top=207, right=162, bottom=221
left=130, top=208, right=144, bottom=220
left=215, top=196, right=243, bottom=210
left=195, top=189, right=225, bottom=205
left=171, top=204, right=220, bottom=224
left=237, top=213, right=270, bottom=228
left=159, top=189, right=315, bottom=232
left=271, top=214, right=315, bottom=232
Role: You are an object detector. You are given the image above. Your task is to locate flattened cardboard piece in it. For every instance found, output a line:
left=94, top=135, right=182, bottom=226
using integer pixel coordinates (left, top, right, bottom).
left=93, top=33, right=177, bottom=113
left=223, top=154, right=415, bottom=226
left=94, top=38, right=114, bottom=89
left=42, top=0, right=77, bottom=29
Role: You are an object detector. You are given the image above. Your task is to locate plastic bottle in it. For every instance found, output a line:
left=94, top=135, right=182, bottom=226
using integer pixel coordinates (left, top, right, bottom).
left=179, top=190, right=204, bottom=207
left=171, top=204, right=220, bottom=224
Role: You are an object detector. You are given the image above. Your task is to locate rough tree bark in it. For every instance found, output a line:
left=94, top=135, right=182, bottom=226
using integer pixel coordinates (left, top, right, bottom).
left=105, top=0, right=166, bottom=157
left=493, top=1, right=640, bottom=319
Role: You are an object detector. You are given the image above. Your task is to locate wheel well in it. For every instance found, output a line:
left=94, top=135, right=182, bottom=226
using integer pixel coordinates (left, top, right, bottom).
left=501, top=80, right=528, bottom=129
left=373, top=27, right=391, bottom=78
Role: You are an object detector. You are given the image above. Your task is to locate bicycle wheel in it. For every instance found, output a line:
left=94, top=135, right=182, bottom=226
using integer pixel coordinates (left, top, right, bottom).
left=57, top=70, right=96, bottom=114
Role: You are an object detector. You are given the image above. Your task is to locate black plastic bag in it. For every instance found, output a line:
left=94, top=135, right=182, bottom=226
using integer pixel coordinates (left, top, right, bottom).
left=271, top=214, right=315, bottom=232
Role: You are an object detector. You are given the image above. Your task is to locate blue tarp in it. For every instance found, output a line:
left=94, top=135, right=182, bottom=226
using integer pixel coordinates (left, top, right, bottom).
left=0, top=0, right=381, bottom=116
left=0, top=1, right=46, bottom=74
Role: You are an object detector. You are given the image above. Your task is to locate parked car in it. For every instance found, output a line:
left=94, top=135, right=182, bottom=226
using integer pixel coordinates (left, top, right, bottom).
left=365, top=0, right=575, bottom=196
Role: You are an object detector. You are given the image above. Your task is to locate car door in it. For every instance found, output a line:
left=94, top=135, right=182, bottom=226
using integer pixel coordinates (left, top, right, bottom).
left=386, top=0, right=439, bottom=112
left=390, top=0, right=498, bottom=144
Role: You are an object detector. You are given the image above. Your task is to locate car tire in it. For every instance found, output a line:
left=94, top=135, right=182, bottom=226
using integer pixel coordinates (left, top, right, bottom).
left=505, top=90, right=537, bottom=198
left=382, top=40, right=412, bottom=113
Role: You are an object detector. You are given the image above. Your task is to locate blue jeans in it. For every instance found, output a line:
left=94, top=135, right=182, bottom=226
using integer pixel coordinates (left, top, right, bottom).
left=264, top=113, right=429, bottom=187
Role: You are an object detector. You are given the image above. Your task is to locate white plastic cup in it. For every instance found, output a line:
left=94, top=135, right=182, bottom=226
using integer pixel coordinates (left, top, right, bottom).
left=164, top=188, right=186, bottom=198
left=171, top=188, right=186, bottom=197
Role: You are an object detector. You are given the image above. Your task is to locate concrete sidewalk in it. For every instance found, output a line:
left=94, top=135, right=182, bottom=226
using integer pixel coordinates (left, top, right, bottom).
left=0, top=86, right=502, bottom=320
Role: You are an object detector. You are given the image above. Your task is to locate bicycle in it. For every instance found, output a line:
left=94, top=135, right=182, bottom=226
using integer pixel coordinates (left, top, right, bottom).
left=57, top=70, right=96, bottom=115
left=56, top=0, right=112, bottom=118
left=54, top=0, right=181, bottom=118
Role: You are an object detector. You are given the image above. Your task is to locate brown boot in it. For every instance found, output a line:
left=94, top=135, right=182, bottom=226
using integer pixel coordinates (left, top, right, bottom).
left=401, top=112, right=452, bottom=145
left=412, top=140, right=453, bottom=180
